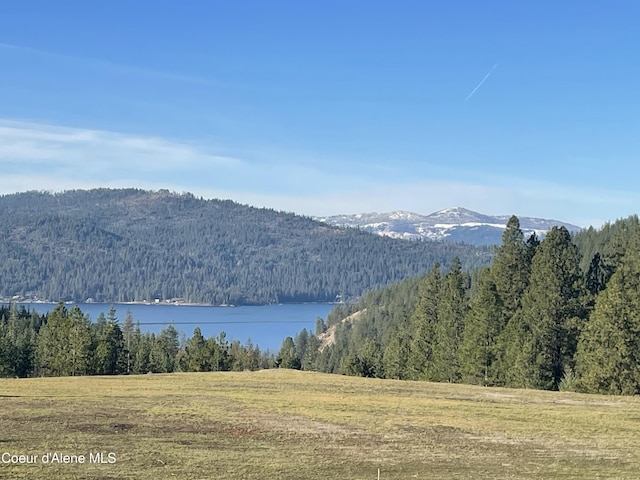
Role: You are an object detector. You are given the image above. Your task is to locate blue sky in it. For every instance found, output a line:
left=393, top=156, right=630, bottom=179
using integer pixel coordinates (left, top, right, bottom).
left=1, top=1, right=639, bottom=227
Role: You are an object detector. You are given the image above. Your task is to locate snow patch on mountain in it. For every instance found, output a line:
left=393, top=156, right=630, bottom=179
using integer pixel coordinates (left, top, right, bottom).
left=315, top=207, right=581, bottom=246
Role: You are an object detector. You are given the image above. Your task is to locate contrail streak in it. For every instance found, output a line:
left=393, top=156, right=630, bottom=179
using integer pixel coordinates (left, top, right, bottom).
left=465, top=64, right=498, bottom=102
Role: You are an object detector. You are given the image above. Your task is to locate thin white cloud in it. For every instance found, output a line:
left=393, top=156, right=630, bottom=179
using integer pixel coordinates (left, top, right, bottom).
left=0, top=119, right=345, bottom=201
left=0, top=42, right=213, bottom=85
left=168, top=179, right=635, bottom=229
left=0, top=119, right=635, bottom=229
left=0, top=120, right=242, bottom=174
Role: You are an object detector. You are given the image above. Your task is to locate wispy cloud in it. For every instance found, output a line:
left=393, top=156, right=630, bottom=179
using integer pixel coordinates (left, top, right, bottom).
left=0, top=119, right=634, bottom=229
left=0, top=119, right=243, bottom=178
left=0, top=42, right=213, bottom=85
left=0, top=119, right=346, bottom=203
left=173, top=177, right=636, bottom=229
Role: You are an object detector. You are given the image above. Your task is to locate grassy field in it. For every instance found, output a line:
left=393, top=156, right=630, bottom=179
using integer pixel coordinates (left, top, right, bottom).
left=1, top=370, right=639, bottom=479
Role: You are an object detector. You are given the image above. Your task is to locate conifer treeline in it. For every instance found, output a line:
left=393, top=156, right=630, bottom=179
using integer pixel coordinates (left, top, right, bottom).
left=0, top=303, right=276, bottom=377
left=289, top=215, right=640, bottom=395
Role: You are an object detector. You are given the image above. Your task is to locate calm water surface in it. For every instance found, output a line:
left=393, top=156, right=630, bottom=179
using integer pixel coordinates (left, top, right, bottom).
left=18, top=303, right=335, bottom=352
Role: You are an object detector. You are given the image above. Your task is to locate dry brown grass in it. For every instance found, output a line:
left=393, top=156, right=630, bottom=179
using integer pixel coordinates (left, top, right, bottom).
left=1, top=370, right=640, bottom=479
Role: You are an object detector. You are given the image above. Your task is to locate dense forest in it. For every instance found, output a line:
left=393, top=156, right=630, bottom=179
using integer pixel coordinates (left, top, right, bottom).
left=0, top=303, right=279, bottom=377
left=4, top=214, right=640, bottom=395
left=0, top=189, right=492, bottom=305
left=283, top=215, right=640, bottom=395
left=7, top=188, right=639, bottom=395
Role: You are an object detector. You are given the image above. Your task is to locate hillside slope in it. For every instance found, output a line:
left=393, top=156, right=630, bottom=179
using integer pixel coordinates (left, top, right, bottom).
left=0, top=189, right=492, bottom=304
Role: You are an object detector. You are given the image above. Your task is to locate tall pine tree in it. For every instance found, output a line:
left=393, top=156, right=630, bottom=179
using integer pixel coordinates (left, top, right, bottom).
left=429, top=258, right=467, bottom=383
left=492, top=216, right=531, bottom=319
left=575, top=234, right=640, bottom=395
left=506, top=227, right=586, bottom=390
left=406, top=264, right=441, bottom=380
left=68, top=305, right=91, bottom=376
left=459, top=268, right=506, bottom=386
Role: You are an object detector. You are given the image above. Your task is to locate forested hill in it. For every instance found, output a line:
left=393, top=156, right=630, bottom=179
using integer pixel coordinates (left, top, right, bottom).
left=288, top=215, right=640, bottom=395
left=0, top=189, right=492, bottom=305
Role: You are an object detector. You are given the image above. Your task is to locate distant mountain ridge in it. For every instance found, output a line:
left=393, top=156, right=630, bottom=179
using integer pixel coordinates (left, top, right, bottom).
left=315, top=207, right=581, bottom=246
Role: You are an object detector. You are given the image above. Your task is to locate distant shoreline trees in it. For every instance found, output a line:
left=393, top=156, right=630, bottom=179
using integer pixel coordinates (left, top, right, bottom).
left=0, top=303, right=275, bottom=378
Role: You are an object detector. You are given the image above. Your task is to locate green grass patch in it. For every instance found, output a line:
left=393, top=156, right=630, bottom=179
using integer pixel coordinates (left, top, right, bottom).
left=1, top=370, right=639, bottom=479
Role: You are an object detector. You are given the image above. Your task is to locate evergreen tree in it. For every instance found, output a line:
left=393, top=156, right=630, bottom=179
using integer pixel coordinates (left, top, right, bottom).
left=67, top=305, right=91, bottom=376
left=244, top=339, right=261, bottom=371
left=575, top=237, right=640, bottom=395
left=301, top=335, right=320, bottom=371
left=525, top=232, right=540, bottom=265
left=585, top=252, right=614, bottom=299
left=276, top=337, right=300, bottom=369
left=133, top=333, right=151, bottom=374
left=484, top=218, right=533, bottom=385
left=382, top=327, right=411, bottom=380
left=36, top=303, right=76, bottom=376
left=186, top=327, right=210, bottom=372
left=0, top=320, right=18, bottom=377
left=260, top=349, right=276, bottom=369
left=90, top=312, right=107, bottom=373
left=212, top=332, right=230, bottom=371
left=158, top=325, right=180, bottom=372
left=35, top=303, right=62, bottom=376
left=174, top=343, right=189, bottom=373
left=344, top=337, right=383, bottom=378
left=507, top=227, right=586, bottom=390
left=92, top=307, right=126, bottom=375
left=315, top=317, right=327, bottom=336
left=0, top=305, right=41, bottom=377
left=407, top=264, right=441, bottom=380
left=602, top=215, right=640, bottom=270
left=429, top=258, right=467, bottom=383
left=459, top=269, right=505, bottom=385
left=498, top=309, right=530, bottom=387
left=294, top=329, right=310, bottom=366
left=228, top=340, right=247, bottom=371
left=122, top=310, right=136, bottom=374
left=492, top=216, right=530, bottom=319
left=148, top=334, right=169, bottom=373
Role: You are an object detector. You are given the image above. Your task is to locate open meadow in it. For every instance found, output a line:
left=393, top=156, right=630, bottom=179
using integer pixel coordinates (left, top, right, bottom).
left=1, top=369, right=639, bottom=479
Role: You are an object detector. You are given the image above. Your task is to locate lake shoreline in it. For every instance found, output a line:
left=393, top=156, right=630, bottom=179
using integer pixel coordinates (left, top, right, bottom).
left=5, top=300, right=341, bottom=308
left=4, top=302, right=336, bottom=352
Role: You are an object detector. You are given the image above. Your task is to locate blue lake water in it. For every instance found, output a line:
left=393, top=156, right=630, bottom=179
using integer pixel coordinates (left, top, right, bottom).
left=16, top=303, right=336, bottom=353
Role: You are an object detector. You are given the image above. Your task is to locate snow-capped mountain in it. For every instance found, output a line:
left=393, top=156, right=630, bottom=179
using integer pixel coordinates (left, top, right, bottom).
left=315, top=207, right=581, bottom=246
